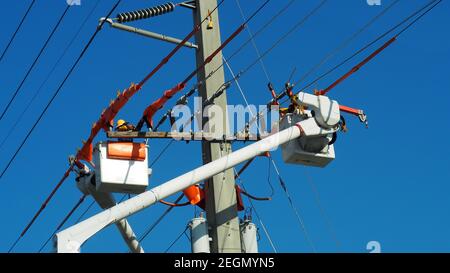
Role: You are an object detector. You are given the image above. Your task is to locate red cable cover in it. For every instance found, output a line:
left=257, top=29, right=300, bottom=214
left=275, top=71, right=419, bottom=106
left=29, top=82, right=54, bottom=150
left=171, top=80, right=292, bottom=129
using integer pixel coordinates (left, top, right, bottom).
left=317, top=37, right=397, bottom=96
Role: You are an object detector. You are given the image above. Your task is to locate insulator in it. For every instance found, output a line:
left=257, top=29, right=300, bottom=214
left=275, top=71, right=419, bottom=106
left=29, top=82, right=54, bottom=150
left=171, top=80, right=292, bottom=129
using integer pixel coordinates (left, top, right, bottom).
left=116, top=2, right=175, bottom=23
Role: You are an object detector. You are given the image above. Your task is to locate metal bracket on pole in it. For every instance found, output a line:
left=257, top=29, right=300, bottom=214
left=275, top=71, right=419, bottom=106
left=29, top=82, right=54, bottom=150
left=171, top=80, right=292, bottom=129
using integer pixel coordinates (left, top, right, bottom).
left=98, top=18, right=198, bottom=49
left=179, top=1, right=197, bottom=10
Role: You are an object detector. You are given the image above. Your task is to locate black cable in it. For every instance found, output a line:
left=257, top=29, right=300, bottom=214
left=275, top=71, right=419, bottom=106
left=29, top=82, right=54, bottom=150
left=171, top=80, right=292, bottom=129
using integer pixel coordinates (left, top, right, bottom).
left=74, top=200, right=95, bottom=224
left=234, top=172, right=277, bottom=252
left=164, top=226, right=189, bottom=253
left=37, top=195, right=86, bottom=253
left=0, top=4, right=72, bottom=121
left=138, top=193, right=184, bottom=244
left=241, top=0, right=329, bottom=77
left=0, top=0, right=101, bottom=151
left=396, top=0, right=442, bottom=37
left=269, top=156, right=316, bottom=252
left=0, top=0, right=36, bottom=63
left=149, top=139, right=174, bottom=167
left=74, top=193, right=127, bottom=227
left=266, top=156, right=274, bottom=197
left=292, top=0, right=401, bottom=89
left=240, top=190, right=271, bottom=201
left=0, top=0, right=122, bottom=180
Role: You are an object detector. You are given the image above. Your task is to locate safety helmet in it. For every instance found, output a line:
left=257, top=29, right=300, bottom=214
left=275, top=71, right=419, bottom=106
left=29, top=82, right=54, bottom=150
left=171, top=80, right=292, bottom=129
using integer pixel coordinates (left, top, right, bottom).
left=116, top=119, right=126, bottom=128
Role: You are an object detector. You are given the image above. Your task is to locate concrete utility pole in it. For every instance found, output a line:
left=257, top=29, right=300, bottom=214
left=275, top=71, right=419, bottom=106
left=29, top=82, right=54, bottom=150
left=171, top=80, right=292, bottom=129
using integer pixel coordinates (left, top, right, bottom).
left=193, top=0, right=242, bottom=253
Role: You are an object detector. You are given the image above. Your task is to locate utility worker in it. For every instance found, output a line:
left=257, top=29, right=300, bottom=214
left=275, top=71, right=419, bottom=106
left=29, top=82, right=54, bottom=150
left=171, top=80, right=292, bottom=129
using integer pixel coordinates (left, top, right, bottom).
left=115, top=119, right=136, bottom=142
left=116, top=119, right=136, bottom=132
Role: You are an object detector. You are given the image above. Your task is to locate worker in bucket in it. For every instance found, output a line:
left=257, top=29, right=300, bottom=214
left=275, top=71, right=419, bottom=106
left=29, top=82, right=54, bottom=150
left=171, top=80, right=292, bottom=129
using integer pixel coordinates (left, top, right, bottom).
left=116, top=119, right=136, bottom=142
left=116, top=119, right=136, bottom=132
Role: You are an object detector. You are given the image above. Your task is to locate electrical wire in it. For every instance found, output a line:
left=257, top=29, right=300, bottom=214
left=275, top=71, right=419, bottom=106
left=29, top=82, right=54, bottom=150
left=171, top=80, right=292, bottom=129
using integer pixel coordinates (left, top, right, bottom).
left=74, top=193, right=127, bottom=227
left=151, top=0, right=295, bottom=129
left=37, top=194, right=87, bottom=253
left=236, top=0, right=329, bottom=80
left=138, top=193, right=185, bottom=245
left=247, top=0, right=442, bottom=130
left=7, top=165, right=74, bottom=253
left=303, top=170, right=341, bottom=251
left=235, top=0, right=271, bottom=83
left=266, top=156, right=275, bottom=198
left=159, top=199, right=190, bottom=207
left=208, top=0, right=296, bottom=82
left=4, top=1, right=123, bottom=252
left=290, top=0, right=442, bottom=98
left=155, top=0, right=325, bottom=132
left=269, top=156, right=316, bottom=252
left=149, top=139, right=175, bottom=168
left=217, top=142, right=277, bottom=253
left=136, top=0, right=273, bottom=131
left=292, top=0, right=401, bottom=89
left=164, top=226, right=189, bottom=253
left=137, top=0, right=226, bottom=88
left=0, top=0, right=122, bottom=180
left=228, top=46, right=332, bottom=250
left=0, top=3, right=72, bottom=121
left=234, top=169, right=277, bottom=253
left=21, top=1, right=229, bottom=241
left=225, top=55, right=310, bottom=252
left=0, top=0, right=36, bottom=63
left=74, top=199, right=95, bottom=224
left=0, top=0, right=102, bottom=151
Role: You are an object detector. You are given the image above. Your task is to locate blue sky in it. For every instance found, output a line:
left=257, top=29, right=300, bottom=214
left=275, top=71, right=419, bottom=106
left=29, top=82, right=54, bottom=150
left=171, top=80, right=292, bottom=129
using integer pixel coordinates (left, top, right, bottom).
left=0, top=0, right=449, bottom=253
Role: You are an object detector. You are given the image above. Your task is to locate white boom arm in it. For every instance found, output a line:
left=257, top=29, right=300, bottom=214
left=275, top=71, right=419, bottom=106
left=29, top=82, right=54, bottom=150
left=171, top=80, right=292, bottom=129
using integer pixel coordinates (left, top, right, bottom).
left=55, top=93, right=340, bottom=252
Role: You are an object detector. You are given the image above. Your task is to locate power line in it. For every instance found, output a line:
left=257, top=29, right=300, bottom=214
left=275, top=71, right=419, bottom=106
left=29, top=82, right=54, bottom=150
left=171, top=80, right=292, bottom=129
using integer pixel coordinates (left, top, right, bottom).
left=0, top=0, right=36, bottom=63
left=292, top=0, right=401, bottom=88
left=74, top=199, right=95, bottom=224
left=0, top=0, right=122, bottom=180
left=292, top=0, right=442, bottom=97
left=210, top=58, right=278, bottom=252
left=235, top=0, right=271, bottom=83
left=303, top=170, right=342, bottom=251
left=136, top=0, right=273, bottom=131
left=0, top=0, right=102, bottom=151
left=149, top=139, right=175, bottom=167
left=214, top=0, right=325, bottom=90
left=246, top=0, right=442, bottom=131
left=240, top=0, right=329, bottom=79
left=220, top=0, right=296, bottom=77
left=138, top=193, right=184, bottom=245
left=154, top=0, right=325, bottom=131
left=164, top=226, right=189, bottom=253
left=37, top=195, right=87, bottom=253
left=234, top=170, right=277, bottom=253
left=74, top=193, right=127, bottom=227
left=0, top=3, right=72, bottom=121
left=269, top=156, right=316, bottom=252
left=4, top=1, right=123, bottom=253
left=154, top=0, right=297, bottom=131
left=7, top=166, right=74, bottom=253
left=10, top=0, right=228, bottom=248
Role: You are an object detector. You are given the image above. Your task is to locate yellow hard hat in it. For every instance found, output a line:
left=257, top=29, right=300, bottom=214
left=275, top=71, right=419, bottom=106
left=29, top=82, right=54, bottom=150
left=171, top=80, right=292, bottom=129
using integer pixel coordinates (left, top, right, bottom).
left=116, top=119, right=126, bottom=128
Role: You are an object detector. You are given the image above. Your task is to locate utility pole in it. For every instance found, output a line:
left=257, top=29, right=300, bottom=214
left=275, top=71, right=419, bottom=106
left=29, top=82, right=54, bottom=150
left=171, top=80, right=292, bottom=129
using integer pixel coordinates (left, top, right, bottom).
left=193, top=0, right=242, bottom=253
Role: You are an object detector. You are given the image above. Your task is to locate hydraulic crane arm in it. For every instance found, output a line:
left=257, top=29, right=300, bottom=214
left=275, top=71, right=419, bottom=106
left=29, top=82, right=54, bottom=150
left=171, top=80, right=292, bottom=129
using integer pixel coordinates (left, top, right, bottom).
left=55, top=93, right=340, bottom=253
